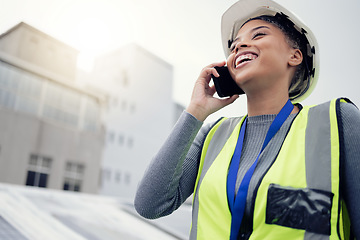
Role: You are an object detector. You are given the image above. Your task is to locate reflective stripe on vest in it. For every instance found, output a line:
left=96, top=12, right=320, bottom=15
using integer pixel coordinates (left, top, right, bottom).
left=190, top=98, right=351, bottom=240
left=190, top=117, right=244, bottom=239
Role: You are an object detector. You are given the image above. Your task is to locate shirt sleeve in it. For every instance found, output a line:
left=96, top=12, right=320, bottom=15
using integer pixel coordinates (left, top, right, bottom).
left=339, top=101, right=360, bottom=238
left=134, top=111, right=213, bottom=219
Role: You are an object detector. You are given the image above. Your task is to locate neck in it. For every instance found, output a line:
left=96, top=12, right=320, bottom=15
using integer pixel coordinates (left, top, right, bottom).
left=246, top=91, right=298, bottom=117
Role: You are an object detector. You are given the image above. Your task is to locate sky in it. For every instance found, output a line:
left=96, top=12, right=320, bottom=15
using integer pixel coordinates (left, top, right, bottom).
left=1, top=0, right=360, bottom=122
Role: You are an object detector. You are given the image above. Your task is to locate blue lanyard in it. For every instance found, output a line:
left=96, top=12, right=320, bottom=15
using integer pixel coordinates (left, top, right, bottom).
left=226, top=99, right=294, bottom=240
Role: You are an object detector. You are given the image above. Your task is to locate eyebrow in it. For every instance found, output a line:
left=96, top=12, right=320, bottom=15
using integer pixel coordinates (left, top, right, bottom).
left=230, top=25, right=271, bottom=48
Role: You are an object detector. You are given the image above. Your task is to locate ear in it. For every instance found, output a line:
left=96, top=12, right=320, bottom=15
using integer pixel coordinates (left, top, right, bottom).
left=288, top=49, right=303, bottom=67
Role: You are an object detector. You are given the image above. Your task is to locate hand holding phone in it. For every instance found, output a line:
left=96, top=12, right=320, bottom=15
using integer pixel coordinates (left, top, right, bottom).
left=212, top=66, right=245, bottom=97
left=186, top=63, right=240, bottom=121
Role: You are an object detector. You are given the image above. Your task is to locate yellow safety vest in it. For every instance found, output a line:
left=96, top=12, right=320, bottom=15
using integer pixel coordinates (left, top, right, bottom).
left=190, top=98, right=353, bottom=240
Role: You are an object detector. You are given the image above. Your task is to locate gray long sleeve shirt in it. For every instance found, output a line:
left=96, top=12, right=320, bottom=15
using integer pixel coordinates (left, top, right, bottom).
left=134, top=102, right=360, bottom=238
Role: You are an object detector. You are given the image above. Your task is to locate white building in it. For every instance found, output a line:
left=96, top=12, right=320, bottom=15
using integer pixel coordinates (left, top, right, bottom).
left=87, top=44, right=176, bottom=199
left=0, top=21, right=185, bottom=200
left=0, top=22, right=190, bottom=239
left=0, top=22, right=105, bottom=194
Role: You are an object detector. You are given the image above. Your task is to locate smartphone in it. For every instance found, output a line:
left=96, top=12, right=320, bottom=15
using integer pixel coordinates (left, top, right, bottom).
left=212, top=66, right=245, bottom=97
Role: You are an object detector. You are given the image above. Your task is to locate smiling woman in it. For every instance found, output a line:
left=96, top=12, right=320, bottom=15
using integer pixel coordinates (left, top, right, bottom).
left=134, top=0, right=360, bottom=239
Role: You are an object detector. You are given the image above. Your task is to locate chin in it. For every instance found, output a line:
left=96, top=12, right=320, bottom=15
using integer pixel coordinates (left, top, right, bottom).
left=233, top=73, right=253, bottom=86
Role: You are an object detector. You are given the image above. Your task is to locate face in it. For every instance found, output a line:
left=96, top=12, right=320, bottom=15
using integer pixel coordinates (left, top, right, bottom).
left=226, top=20, right=301, bottom=94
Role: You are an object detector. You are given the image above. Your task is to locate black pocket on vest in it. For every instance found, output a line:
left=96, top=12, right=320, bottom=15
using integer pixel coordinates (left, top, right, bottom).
left=266, top=184, right=334, bottom=235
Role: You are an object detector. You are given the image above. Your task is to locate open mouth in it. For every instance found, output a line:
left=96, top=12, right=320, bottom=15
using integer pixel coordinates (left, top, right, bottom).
left=235, top=53, right=258, bottom=68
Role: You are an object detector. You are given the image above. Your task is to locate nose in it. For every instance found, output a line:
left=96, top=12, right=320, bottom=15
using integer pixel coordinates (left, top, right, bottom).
left=234, top=41, right=249, bottom=53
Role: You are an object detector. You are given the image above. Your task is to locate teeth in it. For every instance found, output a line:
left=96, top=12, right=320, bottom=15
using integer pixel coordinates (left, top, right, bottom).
left=236, top=54, right=257, bottom=67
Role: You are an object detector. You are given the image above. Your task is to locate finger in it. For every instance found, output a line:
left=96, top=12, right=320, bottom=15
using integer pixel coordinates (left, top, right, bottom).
left=201, top=61, right=225, bottom=74
left=208, top=61, right=227, bottom=78
left=200, top=67, right=219, bottom=82
left=206, top=60, right=226, bottom=69
left=208, top=85, right=217, bottom=96
left=199, top=61, right=226, bottom=86
left=208, top=67, right=220, bottom=78
left=203, top=66, right=222, bottom=78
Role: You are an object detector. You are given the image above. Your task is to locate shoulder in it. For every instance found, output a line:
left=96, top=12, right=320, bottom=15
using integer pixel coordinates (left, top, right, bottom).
left=334, top=99, right=360, bottom=146
left=338, top=100, right=360, bottom=122
left=303, top=98, right=359, bottom=121
left=337, top=100, right=360, bottom=145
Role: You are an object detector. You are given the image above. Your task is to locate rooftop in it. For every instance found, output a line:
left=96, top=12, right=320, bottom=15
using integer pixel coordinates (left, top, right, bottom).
left=0, top=183, right=191, bottom=240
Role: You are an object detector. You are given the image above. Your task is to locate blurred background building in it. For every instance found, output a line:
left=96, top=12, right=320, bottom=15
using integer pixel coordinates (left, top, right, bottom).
left=88, top=43, right=176, bottom=199
left=0, top=22, right=105, bottom=194
left=0, top=22, right=189, bottom=239
left=0, top=22, right=185, bottom=197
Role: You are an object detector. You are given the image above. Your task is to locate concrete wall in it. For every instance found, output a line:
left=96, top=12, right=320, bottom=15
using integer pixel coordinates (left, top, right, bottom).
left=0, top=22, right=105, bottom=194
left=0, top=107, right=104, bottom=193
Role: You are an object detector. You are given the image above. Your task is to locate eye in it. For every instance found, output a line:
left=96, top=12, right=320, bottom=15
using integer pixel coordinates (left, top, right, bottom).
left=252, top=32, right=266, bottom=40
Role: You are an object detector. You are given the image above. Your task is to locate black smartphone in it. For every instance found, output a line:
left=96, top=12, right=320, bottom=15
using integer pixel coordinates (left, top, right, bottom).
left=212, top=66, right=245, bottom=97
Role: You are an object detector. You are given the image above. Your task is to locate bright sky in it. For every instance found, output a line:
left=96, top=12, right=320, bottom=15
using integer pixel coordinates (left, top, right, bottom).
left=1, top=0, right=360, bottom=121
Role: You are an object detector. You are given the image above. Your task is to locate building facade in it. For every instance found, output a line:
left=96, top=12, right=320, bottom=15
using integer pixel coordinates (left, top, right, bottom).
left=0, top=22, right=183, bottom=199
left=89, top=44, right=176, bottom=199
left=0, top=22, right=105, bottom=193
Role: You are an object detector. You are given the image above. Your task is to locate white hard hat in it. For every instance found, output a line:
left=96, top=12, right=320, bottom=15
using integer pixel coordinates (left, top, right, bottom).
left=221, top=0, right=319, bottom=102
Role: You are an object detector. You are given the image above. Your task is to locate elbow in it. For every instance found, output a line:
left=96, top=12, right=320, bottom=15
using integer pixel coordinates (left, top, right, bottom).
left=134, top=189, right=176, bottom=219
left=134, top=204, right=157, bottom=220
left=134, top=190, right=160, bottom=219
left=134, top=198, right=153, bottom=219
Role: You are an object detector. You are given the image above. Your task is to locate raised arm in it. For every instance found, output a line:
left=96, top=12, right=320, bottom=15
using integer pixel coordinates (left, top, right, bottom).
left=135, top=61, right=239, bottom=219
left=134, top=111, right=210, bottom=219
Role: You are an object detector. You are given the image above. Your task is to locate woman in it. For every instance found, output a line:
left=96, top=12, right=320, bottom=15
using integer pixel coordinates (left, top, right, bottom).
left=134, top=0, right=360, bottom=239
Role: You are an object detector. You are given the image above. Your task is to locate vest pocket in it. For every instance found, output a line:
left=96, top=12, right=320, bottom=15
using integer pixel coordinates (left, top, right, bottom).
left=265, top=184, right=334, bottom=235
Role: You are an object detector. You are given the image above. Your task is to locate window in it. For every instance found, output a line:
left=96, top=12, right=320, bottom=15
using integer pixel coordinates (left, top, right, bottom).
left=43, top=82, right=81, bottom=127
left=15, top=71, right=42, bottom=115
left=107, top=131, right=115, bottom=143
left=0, top=63, right=21, bottom=109
left=127, top=137, right=134, bottom=148
left=82, top=97, right=100, bottom=132
left=0, top=62, right=42, bottom=115
left=25, top=154, right=52, bottom=188
left=118, top=134, right=125, bottom=146
left=115, top=171, right=121, bottom=183
left=116, top=135, right=134, bottom=148
left=0, top=62, right=99, bottom=132
left=125, top=173, right=131, bottom=185
left=101, top=169, right=111, bottom=185
left=63, top=162, right=85, bottom=192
